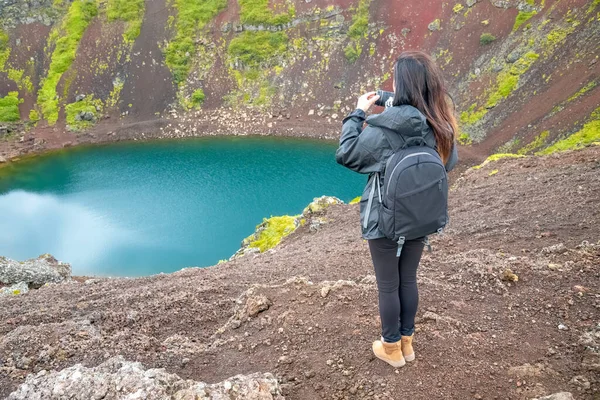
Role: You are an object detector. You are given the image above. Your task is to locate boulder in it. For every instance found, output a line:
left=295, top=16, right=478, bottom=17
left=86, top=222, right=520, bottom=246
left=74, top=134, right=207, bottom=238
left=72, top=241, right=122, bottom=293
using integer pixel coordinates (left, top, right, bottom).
left=7, top=356, right=284, bottom=400
left=243, top=294, right=272, bottom=318
left=0, top=254, right=71, bottom=286
left=75, top=94, right=86, bottom=102
left=302, top=196, right=343, bottom=216
left=428, top=19, right=441, bottom=31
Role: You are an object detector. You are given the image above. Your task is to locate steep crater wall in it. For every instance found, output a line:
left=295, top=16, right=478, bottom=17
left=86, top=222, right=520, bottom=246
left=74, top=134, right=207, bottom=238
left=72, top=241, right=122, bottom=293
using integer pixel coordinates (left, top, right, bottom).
left=0, top=0, right=598, bottom=161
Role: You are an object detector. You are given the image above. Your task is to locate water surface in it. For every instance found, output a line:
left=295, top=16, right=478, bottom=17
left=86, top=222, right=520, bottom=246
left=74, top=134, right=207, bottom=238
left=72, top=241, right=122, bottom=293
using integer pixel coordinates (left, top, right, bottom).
left=0, top=137, right=364, bottom=276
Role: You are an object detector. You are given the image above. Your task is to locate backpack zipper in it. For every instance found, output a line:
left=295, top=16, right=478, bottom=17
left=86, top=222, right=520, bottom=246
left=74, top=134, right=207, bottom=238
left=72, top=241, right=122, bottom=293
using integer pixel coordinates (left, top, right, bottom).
left=386, top=152, right=438, bottom=197
left=398, top=177, right=445, bottom=198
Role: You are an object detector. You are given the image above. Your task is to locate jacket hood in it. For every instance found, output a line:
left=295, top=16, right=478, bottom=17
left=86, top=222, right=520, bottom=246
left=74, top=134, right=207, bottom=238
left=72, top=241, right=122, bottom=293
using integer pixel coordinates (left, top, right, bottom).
left=366, top=105, right=431, bottom=137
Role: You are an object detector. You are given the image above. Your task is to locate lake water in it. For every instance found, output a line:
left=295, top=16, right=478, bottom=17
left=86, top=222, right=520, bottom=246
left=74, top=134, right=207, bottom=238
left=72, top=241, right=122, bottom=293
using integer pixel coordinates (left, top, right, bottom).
left=0, top=137, right=365, bottom=276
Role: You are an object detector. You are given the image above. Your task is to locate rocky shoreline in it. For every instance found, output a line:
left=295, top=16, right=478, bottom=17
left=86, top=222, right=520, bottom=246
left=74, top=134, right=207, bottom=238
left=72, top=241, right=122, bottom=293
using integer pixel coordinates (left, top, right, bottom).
left=0, top=109, right=344, bottom=164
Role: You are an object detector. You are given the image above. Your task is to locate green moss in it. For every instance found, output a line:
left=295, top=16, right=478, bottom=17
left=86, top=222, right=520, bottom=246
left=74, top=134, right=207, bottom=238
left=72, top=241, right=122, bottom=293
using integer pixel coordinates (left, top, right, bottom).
left=245, top=215, right=298, bottom=252
left=37, top=0, right=98, bottom=125
left=189, top=88, right=205, bottom=108
left=517, top=130, right=549, bottom=154
left=472, top=153, right=525, bottom=169
left=486, top=52, right=539, bottom=108
left=537, top=108, right=600, bottom=155
left=344, top=43, right=361, bottom=63
left=369, top=42, right=376, bottom=56
left=545, top=26, right=575, bottom=52
left=106, top=78, right=124, bottom=108
left=458, top=132, right=473, bottom=145
left=7, top=69, right=33, bottom=93
left=0, top=29, right=9, bottom=71
left=0, top=91, right=22, bottom=122
left=513, top=10, right=536, bottom=32
left=460, top=103, right=487, bottom=126
left=349, top=196, right=361, bottom=205
left=106, top=0, right=145, bottom=43
left=238, top=0, right=295, bottom=26
left=228, top=31, right=288, bottom=68
left=29, top=109, right=40, bottom=122
left=254, top=82, right=275, bottom=106
left=480, top=33, right=496, bottom=45
left=345, top=0, right=371, bottom=63
left=453, top=3, right=464, bottom=13
left=227, top=31, right=287, bottom=107
left=165, top=0, right=227, bottom=85
left=567, top=81, right=597, bottom=103
left=65, top=95, right=103, bottom=131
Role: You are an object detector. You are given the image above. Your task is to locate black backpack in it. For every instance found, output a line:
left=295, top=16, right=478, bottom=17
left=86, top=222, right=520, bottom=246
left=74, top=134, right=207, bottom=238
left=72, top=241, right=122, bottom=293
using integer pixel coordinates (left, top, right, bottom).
left=378, top=131, right=449, bottom=257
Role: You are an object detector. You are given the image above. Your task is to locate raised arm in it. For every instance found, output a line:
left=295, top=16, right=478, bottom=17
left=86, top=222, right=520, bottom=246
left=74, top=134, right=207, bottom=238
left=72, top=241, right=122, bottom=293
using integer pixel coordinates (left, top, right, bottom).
left=336, top=109, right=380, bottom=174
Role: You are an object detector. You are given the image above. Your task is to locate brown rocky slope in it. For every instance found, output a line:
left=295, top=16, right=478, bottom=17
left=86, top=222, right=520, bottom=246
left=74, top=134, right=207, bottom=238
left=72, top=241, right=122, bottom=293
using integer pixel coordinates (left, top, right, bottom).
left=0, top=146, right=599, bottom=399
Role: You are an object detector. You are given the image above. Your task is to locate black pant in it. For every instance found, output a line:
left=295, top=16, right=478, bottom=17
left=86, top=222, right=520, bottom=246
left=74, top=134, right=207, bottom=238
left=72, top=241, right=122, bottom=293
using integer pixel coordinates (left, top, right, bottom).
left=368, top=237, right=424, bottom=342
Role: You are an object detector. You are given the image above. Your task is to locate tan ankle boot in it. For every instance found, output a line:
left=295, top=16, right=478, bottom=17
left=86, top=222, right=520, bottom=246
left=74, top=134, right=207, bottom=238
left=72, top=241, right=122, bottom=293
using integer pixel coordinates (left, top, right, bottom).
left=372, top=337, right=406, bottom=368
left=401, top=335, right=415, bottom=362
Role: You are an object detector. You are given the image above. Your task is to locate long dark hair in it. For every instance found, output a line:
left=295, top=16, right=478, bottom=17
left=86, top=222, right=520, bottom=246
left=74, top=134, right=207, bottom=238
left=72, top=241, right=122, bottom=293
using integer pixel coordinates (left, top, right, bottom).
left=392, top=51, right=457, bottom=163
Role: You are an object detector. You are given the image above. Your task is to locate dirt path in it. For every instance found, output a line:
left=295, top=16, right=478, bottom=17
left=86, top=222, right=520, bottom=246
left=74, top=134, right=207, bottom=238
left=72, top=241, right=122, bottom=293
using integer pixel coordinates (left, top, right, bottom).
left=0, top=147, right=598, bottom=399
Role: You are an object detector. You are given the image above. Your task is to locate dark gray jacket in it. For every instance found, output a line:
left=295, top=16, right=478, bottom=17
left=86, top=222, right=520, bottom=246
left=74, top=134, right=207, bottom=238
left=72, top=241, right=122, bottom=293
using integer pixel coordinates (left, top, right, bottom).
left=336, top=105, right=458, bottom=239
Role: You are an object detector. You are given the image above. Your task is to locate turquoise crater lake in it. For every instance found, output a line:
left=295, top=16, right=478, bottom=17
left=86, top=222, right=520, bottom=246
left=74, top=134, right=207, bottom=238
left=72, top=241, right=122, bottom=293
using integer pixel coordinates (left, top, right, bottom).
left=0, top=137, right=364, bottom=277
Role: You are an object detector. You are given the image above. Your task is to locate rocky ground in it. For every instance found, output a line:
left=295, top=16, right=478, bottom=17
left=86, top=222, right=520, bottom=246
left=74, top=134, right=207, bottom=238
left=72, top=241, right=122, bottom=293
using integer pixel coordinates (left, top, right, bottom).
left=0, top=146, right=599, bottom=399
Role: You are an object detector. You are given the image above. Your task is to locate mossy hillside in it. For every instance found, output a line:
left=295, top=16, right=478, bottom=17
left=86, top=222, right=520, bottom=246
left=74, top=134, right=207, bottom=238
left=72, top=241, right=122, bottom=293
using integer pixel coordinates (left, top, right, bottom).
left=460, top=51, right=539, bottom=126
left=460, top=5, right=583, bottom=133
left=567, top=81, right=597, bottom=103
left=0, top=92, right=23, bottom=122
left=238, top=0, right=295, bottom=26
left=64, top=95, right=103, bottom=131
left=0, top=29, right=34, bottom=106
left=181, top=88, right=205, bottom=110
left=461, top=11, right=580, bottom=131
left=227, top=31, right=288, bottom=107
left=513, top=10, right=537, bottom=31
left=550, top=80, right=597, bottom=116
left=460, top=103, right=487, bottom=126
left=517, top=130, right=549, bottom=154
left=106, top=78, right=124, bottom=108
left=7, top=69, right=34, bottom=93
left=460, top=51, right=540, bottom=128
left=486, top=51, right=539, bottom=108
left=29, top=109, right=40, bottom=123
left=472, top=153, right=525, bottom=170
left=37, top=0, right=98, bottom=125
left=228, top=31, right=288, bottom=67
left=537, top=107, right=600, bottom=155
left=0, top=29, right=10, bottom=71
left=458, top=132, right=473, bottom=146
left=106, top=0, right=145, bottom=44
left=344, top=0, right=371, bottom=63
left=244, top=215, right=299, bottom=253
left=164, top=0, right=227, bottom=86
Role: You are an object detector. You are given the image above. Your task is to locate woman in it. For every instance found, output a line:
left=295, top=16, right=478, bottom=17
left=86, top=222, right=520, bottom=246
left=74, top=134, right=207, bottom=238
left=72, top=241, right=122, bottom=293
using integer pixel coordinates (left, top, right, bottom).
left=336, top=51, right=458, bottom=368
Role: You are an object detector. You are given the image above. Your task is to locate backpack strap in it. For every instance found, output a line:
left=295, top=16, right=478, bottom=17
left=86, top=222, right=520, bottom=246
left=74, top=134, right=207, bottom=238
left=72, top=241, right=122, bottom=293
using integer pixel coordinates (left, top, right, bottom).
left=381, top=126, right=436, bottom=152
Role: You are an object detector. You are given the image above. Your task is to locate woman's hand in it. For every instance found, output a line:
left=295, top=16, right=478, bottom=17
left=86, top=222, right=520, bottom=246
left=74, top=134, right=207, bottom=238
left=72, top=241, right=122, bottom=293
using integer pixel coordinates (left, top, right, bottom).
left=356, top=91, right=380, bottom=113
